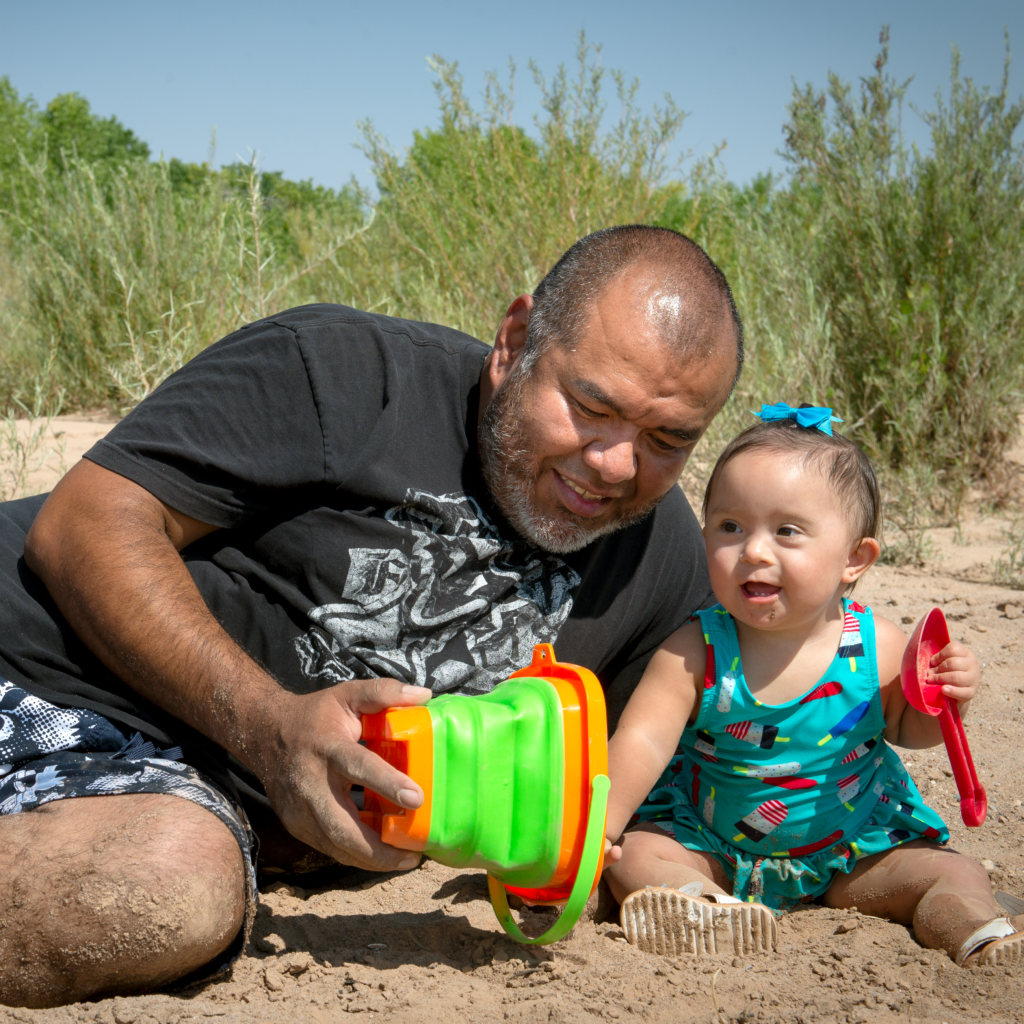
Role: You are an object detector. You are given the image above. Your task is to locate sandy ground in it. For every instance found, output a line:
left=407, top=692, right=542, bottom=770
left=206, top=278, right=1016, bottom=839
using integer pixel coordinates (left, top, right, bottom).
left=2, top=415, right=1023, bottom=1024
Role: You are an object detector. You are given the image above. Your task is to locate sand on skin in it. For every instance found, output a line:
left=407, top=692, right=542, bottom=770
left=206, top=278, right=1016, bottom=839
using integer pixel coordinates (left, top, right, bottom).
left=1, top=414, right=1021, bottom=1024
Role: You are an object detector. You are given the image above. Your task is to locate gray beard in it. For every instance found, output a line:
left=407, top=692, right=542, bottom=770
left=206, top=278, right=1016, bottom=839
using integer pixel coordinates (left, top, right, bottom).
left=478, top=361, right=664, bottom=554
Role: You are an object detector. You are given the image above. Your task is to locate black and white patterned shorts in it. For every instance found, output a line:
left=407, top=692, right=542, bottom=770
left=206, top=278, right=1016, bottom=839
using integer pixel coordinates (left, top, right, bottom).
left=0, top=679, right=256, bottom=975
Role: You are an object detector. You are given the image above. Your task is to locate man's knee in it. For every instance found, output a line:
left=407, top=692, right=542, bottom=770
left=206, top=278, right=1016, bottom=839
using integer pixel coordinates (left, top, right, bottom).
left=0, top=793, right=246, bottom=1008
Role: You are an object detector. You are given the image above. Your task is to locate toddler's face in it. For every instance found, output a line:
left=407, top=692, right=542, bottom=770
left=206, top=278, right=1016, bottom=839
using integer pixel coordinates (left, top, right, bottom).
left=703, top=450, right=870, bottom=631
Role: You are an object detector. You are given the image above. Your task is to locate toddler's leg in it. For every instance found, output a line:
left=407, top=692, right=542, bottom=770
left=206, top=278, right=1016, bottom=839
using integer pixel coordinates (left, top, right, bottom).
left=823, top=841, right=1024, bottom=965
left=607, top=825, right=777, bottom=957
left=606, top=823, right=732, bottom=904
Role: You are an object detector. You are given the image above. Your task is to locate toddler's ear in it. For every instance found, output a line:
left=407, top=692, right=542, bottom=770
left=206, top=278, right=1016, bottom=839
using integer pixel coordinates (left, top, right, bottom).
left=842, top=536, right=881, bottom=584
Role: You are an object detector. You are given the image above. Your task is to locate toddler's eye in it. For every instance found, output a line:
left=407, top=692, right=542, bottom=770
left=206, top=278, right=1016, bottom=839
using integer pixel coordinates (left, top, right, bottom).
left=721, top=521, right=740, bottom=534
left=777, top=526, right=797, bottom=537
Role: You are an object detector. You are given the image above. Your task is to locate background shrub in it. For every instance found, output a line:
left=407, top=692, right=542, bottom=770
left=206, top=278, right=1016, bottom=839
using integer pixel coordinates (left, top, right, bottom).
left=1, top=30, right=1021, bottom=551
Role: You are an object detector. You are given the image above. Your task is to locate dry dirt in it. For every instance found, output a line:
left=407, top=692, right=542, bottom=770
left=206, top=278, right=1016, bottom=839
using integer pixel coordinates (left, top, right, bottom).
left=2, top=415, right=1022, bottom=1024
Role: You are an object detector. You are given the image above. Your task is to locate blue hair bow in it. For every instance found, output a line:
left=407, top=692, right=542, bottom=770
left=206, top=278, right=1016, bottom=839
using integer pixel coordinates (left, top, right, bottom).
left=751, top=403, right=843, bottom=436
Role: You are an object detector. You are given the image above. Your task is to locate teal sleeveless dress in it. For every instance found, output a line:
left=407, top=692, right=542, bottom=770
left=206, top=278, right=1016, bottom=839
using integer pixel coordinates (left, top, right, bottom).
left=633, top=599, right=948, bottom=912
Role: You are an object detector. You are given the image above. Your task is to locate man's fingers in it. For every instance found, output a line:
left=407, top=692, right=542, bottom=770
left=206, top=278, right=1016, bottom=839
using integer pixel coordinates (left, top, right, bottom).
left=328, top=738, right=424, bottom=810
left=341, top=677, right=432, bottom=716
left=290, top=786, right=421, bottom=868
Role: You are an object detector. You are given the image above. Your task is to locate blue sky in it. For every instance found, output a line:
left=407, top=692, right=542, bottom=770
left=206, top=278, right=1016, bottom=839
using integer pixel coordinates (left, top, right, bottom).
left=1, top=1, right=1021, bottom=190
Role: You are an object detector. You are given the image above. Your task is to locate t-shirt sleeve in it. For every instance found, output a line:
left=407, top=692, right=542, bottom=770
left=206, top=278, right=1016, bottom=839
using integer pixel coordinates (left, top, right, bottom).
left=85, top=318, right=332, bottom=528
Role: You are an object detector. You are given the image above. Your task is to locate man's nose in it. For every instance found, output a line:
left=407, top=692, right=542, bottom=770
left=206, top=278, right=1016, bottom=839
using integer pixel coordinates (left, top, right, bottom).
left=583, top=438, right=637, bottom=485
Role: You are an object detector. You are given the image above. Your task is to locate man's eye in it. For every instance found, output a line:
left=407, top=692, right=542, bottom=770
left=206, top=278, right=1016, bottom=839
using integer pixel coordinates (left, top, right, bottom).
left=651, top=436, right=683, bottom=454
left=571, top=396, right=603, bottom=418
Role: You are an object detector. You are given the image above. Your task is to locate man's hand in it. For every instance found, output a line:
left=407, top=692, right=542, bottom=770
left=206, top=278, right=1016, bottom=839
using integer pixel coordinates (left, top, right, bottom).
left=260, top=678, right=432, bottom=871
left=928, top=641, right=981, bottom=708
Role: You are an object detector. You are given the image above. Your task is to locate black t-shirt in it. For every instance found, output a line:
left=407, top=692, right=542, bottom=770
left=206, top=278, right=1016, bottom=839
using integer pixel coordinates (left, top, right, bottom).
left=0, top=304, right=712, bottom=804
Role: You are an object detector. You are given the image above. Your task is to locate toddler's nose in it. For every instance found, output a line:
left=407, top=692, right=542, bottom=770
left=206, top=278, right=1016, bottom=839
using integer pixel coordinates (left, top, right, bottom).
left=741, top=533, right=774, bottom=564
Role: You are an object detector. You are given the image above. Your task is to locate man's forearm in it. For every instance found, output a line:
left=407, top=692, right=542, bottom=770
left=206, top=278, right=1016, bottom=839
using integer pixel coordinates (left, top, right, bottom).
left=25, top=462, right=286, bottom=774
left=25, top=461, right=428, bottom=871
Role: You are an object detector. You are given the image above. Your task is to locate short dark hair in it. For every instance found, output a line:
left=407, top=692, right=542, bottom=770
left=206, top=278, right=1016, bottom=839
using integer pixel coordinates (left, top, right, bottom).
left=525, top=225, right=743, bottom=386
left=702, top=418, right=881, bottom=543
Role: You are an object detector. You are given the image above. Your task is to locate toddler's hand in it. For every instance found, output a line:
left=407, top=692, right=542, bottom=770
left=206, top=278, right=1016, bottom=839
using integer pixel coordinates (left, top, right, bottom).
left=928, top=641, right=980, bottom=705
left=603, top=837, right=622, bottom=871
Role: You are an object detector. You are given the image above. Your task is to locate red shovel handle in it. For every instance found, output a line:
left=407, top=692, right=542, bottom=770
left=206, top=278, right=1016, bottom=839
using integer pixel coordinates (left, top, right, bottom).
left=937, top=696, right=987, bottom=827
left=901, top=608, right=987, bottom=828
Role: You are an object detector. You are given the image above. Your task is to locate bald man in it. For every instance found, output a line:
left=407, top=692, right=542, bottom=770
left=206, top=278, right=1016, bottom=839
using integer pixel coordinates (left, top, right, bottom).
left=0, top=225, right=742, bottom=1006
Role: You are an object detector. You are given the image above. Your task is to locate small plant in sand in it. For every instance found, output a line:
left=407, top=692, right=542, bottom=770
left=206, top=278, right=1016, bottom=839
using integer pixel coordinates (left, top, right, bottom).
left=993, top=517, right=1024, bottom=591
left=0, top=364, right=65, bottom=502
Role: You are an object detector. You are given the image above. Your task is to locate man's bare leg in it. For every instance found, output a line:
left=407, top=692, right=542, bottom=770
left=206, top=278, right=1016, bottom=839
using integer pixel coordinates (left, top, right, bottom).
left=822, top=840, right=1024, bottom=961
left=605, top=823, right=733, bottom=903
left=0, top=793, right=245, bottom=1008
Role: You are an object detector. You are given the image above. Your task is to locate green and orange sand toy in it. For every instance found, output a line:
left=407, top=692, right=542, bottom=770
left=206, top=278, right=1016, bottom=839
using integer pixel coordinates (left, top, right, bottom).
left=360, top=644, right=609, bottom=945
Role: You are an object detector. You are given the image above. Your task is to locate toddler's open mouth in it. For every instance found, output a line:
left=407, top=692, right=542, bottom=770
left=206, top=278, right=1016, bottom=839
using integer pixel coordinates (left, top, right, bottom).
left=742, top=582, right=781, bottom=600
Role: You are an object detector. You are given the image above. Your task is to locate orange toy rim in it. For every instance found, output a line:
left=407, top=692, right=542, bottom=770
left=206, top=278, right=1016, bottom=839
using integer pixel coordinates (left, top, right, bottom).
left=507, top=643, right=608, bottom=895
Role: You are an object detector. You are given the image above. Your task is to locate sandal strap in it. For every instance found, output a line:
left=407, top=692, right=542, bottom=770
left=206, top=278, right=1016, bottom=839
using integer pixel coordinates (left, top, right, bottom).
left=955, top=918, right=1016, bottom=966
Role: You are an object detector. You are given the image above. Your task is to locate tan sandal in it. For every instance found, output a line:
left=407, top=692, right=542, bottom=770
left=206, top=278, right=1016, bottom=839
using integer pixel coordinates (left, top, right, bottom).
left=955, top=917, right=1021, bottom=967
left=619, top=886, right=778, bottom=957
left=977, top=930, right=1024, bottom=967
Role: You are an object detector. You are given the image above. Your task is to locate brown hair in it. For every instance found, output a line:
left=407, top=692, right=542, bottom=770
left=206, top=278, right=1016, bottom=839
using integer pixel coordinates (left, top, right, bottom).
left=702, top=417, right=881, bottom=543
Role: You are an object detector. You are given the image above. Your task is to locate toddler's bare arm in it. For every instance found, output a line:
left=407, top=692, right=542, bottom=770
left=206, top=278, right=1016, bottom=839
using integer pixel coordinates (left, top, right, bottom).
left=606, top=619, right=706, bottom=844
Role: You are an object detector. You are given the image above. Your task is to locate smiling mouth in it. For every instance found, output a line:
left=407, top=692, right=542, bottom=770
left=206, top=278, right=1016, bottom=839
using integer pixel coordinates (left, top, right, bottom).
left=555, top=471, right=609, bottom=502
left=742, top=582, right=781, bottom=599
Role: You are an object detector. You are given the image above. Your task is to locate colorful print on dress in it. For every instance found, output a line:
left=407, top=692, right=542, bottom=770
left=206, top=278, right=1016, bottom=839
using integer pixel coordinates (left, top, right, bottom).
left=785, top=830, right=845, bottom=857
left=837, top=611, right=864, bottom=663
left=717, top=661, right=739, bottom=712
left=817, top=700, right=871, bottom=746
left=694, top=730, right=718, bottom=761
left=733, top=799, right=788, bottom=843
left=799, top=680, right=843, bottom=704
left=733, top=761, right=803, bottom=778
left=703, top=644, right=716, bottom=689
left=841, top=737, right=877, bottom=764
left=724, top=721, right=789, bottom=749
left=761, top=773, right=817, bottom=791
left=703, top=786, right=716, bottom=826
left=837, top=774, right=861, bottom=811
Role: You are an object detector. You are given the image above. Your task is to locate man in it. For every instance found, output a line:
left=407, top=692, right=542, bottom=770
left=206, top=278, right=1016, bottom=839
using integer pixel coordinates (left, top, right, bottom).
left=0, top=225, right=741, bottom=1006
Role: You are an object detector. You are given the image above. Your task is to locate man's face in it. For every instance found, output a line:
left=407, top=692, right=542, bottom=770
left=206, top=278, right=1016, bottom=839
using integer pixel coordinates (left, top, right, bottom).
left=480, top=273, right=737, bottom=553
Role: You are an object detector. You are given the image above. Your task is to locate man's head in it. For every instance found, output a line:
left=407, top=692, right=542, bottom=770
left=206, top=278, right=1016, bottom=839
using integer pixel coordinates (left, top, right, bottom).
left=479, top=225, right=742, bottom=553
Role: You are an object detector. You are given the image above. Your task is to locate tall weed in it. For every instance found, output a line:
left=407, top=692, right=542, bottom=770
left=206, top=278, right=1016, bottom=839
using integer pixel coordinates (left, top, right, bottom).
left=342, top=35, right=685, bottom=339
left=673, top=30, right=1024, bottom=554
left=778, top=30, right=1024, bottom=516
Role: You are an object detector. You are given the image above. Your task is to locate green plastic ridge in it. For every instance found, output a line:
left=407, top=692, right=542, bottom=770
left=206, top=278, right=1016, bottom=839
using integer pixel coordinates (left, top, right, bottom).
left=422, top=676, right=565, bottom=888
left=487, top=774, right=610, bottom=945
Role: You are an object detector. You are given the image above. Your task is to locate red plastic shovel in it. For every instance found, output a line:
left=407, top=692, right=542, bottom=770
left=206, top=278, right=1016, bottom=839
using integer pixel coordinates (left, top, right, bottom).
left=900, top=608, right=987, bottom=827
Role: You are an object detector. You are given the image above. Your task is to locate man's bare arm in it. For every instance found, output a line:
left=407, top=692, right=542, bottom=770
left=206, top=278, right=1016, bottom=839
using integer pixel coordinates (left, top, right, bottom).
left=24, top=459, right=428, bottom=871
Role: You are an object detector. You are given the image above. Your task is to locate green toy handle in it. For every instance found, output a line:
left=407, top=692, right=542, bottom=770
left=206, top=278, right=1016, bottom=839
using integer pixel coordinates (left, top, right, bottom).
left=487, top=774, right=610, bottom=946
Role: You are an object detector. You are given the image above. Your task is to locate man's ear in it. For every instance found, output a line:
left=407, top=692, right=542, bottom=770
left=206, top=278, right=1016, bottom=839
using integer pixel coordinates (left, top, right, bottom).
left=842, top=536, right=881, bottom=585
left=488, top=294, right=533, bottom=392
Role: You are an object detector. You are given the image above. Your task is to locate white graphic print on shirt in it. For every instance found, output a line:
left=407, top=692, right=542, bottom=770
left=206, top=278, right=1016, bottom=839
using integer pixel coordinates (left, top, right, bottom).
left=294, top=490, right=580, bottom=693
